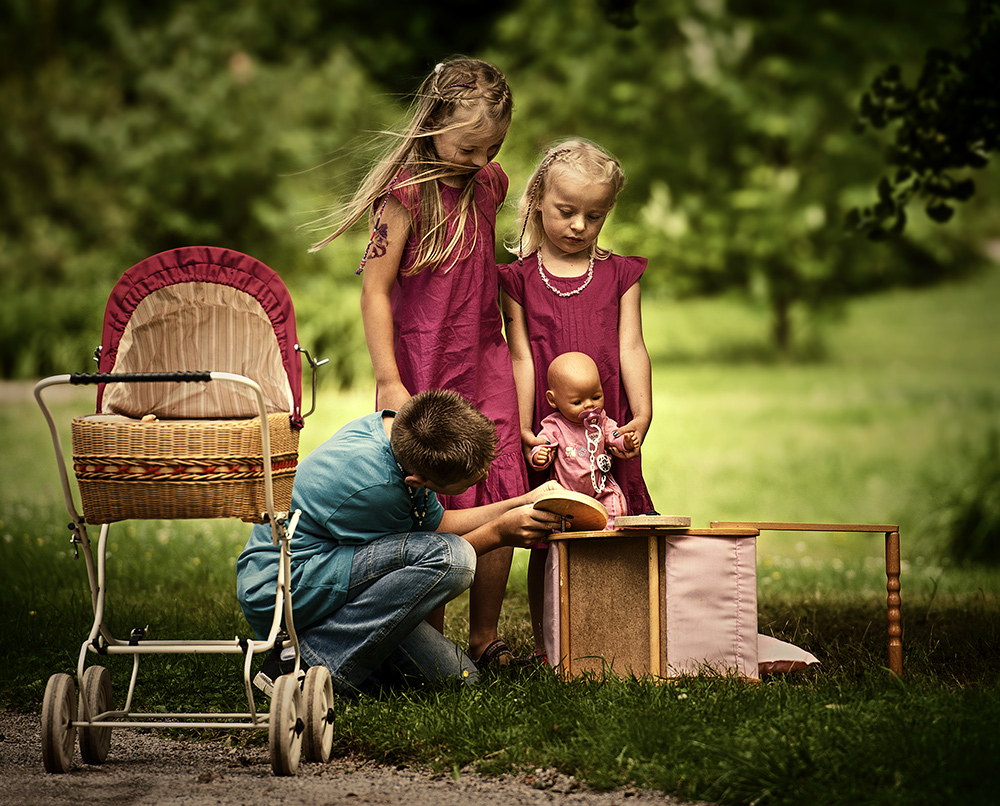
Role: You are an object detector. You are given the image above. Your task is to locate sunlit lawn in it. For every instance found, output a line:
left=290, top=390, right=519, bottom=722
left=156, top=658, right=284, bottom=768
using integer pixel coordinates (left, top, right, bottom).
left=2, top=265, right=999, bottom=803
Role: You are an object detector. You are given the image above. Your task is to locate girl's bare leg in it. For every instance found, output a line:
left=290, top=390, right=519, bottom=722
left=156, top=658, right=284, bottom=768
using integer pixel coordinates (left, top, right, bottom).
left=468, top=545, right=514, bottom=663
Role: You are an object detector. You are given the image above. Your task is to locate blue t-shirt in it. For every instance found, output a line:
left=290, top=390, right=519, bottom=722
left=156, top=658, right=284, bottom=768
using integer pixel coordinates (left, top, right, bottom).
left=236, top=410, right=445, bottom=638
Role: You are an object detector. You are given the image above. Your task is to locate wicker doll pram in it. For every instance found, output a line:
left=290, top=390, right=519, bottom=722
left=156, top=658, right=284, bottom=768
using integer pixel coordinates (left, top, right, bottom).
left=34, top=246, right=329, bottom=776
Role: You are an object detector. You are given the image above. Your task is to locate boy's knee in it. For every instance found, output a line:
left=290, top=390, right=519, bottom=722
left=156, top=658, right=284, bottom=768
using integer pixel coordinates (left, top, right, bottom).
left=425, top=531, right=476, bottom=588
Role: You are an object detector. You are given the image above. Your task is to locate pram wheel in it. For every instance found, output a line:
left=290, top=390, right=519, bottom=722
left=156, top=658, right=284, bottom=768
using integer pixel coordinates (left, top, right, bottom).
left=79, top=665, right=113, bottom=764
left=41, top=673, right=77, bottom=773
left=302, top=666, right=335, bottom=763
left=268, top=673, right=303, bottom=776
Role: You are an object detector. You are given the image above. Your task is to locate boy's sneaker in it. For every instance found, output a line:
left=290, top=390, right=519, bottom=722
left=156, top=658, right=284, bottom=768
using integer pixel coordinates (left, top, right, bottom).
left=253, top=645, right=309, bottom=697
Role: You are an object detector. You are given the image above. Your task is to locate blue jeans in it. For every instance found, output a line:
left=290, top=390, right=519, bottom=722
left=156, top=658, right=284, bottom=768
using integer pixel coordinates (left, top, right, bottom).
left=297, top=530, right=479, bottom=696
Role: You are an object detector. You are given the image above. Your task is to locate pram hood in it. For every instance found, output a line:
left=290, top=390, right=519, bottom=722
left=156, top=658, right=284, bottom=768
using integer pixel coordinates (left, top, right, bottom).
left=95, top=246, right=304, bottom=428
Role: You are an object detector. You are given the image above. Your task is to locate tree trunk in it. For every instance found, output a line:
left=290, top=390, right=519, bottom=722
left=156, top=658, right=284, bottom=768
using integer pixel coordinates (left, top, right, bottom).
left=772, top=295, right=792, bottom=355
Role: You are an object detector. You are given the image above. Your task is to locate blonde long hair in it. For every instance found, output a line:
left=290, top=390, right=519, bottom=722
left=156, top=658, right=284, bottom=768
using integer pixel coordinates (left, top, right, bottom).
left=507, top=138, right=626, bottom=261
left=311, top=58, right=512, bottom=276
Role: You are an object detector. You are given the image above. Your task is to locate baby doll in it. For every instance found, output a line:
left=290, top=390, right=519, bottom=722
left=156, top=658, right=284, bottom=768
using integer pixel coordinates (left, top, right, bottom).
left=530, top=352, right=640, bottom=527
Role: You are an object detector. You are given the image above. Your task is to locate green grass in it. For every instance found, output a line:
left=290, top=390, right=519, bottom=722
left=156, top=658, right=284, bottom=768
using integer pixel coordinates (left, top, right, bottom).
left=3, top=268, right=1000, bottom=803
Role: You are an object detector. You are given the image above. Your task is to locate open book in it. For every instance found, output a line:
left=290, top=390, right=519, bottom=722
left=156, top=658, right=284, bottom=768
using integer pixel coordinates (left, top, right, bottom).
left=532, top=490, right=609, bottom=532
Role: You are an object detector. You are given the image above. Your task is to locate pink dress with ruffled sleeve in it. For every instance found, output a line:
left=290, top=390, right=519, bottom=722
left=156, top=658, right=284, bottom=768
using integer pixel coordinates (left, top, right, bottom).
left=499, top=252, right=654, bottom=515
left=384, top=163, right=527, bottom=508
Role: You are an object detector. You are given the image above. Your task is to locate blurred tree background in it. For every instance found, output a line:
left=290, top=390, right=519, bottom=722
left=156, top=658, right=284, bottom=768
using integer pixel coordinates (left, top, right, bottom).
left=1, top=0, right=996, bottom=381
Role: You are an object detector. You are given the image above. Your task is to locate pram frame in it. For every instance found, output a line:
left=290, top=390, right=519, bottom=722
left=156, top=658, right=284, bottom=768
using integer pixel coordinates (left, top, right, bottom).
left=36, top=369, right=332, bottom=776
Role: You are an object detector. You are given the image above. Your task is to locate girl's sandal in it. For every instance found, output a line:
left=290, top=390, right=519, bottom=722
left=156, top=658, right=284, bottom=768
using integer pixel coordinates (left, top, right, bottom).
left=473, top=639, right=532, bottom=671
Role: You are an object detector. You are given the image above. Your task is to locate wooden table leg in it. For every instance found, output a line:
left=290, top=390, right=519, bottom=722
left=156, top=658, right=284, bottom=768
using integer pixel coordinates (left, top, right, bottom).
left=647, top=535, right=660, bottom=677
left=885, top=530, right=903, bottom=676
left=558, top=540, right=570, bottom=678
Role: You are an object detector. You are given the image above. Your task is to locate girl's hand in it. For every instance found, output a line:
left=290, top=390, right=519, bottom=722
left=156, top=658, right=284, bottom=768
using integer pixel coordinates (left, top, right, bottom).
left=610, top=418, right=648, bottom=460
left=377, top=381, right=412, bottom=413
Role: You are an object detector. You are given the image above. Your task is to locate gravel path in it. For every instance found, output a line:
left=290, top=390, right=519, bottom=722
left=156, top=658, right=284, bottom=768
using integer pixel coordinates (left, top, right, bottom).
left=0, top=712, right=707, bottom=806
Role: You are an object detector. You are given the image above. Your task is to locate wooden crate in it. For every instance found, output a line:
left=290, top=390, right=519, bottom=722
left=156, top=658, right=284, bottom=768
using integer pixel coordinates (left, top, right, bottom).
left=543, top=526, right=761, bottom=679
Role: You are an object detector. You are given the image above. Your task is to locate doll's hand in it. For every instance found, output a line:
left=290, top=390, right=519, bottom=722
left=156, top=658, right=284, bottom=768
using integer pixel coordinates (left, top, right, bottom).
left=610, top=418, right=647, bottom=460
left=522, top=430, right=547, bottom=465
left=531, top=445, right=553, bottom=468
left=608, top=432, right=640, bottom=459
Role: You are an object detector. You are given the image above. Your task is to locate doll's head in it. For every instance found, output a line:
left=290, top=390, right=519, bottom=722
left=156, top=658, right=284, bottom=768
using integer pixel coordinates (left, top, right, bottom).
left=545, top=352, right=605, bottom=424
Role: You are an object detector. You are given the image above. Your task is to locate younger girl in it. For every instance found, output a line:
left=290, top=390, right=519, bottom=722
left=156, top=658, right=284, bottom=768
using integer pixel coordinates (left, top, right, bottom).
left=311, top=58, right=527, bottom=669
left=499, top=138, right=655, bottom=660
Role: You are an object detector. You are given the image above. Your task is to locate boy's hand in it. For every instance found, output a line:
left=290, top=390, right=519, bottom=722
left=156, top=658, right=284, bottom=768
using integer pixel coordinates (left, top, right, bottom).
left=526, top=479, right=563, bottom=503
left=496, top=504, right=562, bottom=547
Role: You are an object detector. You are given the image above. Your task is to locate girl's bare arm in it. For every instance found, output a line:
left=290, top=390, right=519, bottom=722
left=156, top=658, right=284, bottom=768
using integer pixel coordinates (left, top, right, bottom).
left=501, top=290, right=546, bottom=452
left=616, top=281, right=652, bottom=456
left=359, top=198, right=413, bottom=412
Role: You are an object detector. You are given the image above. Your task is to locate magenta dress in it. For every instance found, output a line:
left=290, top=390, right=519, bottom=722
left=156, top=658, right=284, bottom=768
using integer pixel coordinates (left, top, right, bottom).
left=498, top=252, right=654, bottom=515
left=385, top=163, right=527, bottom=508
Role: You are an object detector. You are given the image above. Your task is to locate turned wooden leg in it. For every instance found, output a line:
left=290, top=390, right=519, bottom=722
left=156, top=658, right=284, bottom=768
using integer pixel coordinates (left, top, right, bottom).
left=885, top=530, right=903, bottom=676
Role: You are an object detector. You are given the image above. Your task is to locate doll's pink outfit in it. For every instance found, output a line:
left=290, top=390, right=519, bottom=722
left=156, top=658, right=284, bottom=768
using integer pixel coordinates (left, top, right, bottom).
left=531, top=409, right=628, bottom=527
left=385, top=163, right=527, bottom=508
left=499, top=253, right=653, bottom=514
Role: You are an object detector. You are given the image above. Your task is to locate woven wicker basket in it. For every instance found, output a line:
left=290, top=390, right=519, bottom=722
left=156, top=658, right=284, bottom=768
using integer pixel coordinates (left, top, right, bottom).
left=71, top=413, right=299, bottom=523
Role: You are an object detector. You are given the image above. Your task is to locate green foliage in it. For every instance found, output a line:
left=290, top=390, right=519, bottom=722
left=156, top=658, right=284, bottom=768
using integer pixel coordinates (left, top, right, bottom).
left=849, top=0, right=999, bottom=237
left=487, top=0, right=989, bottom=351
left=2, top=0, right=998, bottom=378
left=941, top=430, right=1000, bottom=566
left=0, top=2, right=393, bottom=378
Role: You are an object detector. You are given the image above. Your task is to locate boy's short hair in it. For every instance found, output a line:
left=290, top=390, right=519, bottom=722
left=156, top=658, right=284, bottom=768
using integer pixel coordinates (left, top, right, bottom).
left=391, top=390, right=497, bottom=486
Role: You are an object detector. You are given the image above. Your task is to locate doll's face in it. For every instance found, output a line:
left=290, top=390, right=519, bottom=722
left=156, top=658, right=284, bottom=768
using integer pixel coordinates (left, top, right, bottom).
left=547, top=365, right=605, bottom=423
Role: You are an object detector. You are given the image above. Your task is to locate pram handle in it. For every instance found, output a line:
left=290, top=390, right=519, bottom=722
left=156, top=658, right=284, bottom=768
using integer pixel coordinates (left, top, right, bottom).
left=69, top=371, right=212, bottom=384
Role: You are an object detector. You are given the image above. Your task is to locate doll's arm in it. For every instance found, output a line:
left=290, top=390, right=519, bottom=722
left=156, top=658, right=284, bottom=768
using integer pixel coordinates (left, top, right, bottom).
left=530, top=444, right=554, bottom=469
left=501, top=291, right=547, bottom=457
left=529, top=420, right=559, bottom=470
left=615, top=282, right=652, bottom=458
left=359, top=197, right=413, bottom=411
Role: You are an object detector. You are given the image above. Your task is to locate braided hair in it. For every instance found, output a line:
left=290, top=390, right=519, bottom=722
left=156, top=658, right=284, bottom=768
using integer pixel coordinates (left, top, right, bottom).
left=311, top=58, right=513, bottom=277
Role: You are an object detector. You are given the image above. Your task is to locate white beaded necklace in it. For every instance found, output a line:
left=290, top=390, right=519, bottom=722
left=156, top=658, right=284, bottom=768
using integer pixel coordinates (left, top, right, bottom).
left=537, top=252, right=595, bottom=297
